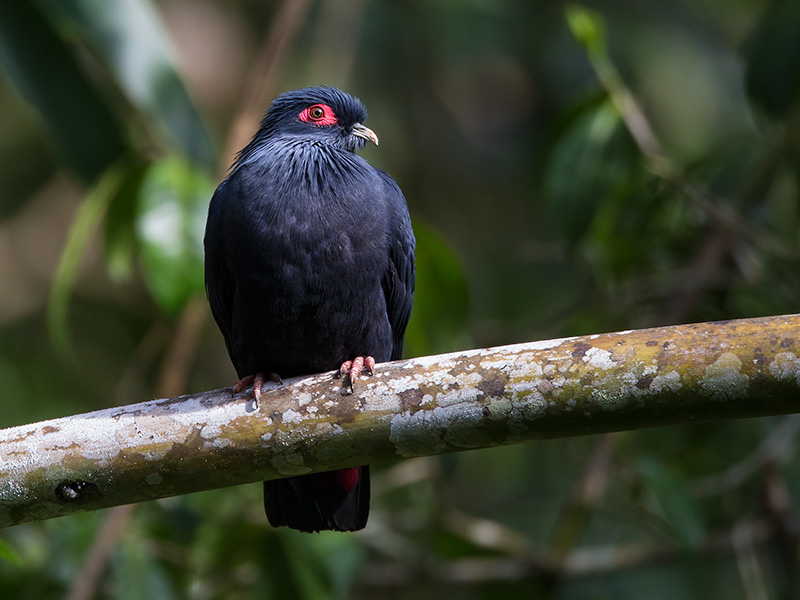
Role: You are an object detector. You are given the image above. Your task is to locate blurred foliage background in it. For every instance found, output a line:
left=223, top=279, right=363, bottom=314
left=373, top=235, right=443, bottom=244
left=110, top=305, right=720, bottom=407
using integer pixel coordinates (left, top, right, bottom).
left=1, top=0, right=800, bottom=598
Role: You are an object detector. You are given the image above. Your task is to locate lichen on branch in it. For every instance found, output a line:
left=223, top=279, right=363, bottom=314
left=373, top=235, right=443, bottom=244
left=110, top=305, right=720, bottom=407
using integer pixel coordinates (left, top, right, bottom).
left=1, top=314, right=799, bottom=528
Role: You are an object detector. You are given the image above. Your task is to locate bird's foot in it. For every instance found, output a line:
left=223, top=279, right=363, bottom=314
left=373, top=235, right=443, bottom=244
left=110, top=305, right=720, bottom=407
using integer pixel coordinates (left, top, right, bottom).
left=338, top=356, right=376, bottom=395
left=232, top=372, right=282, bottom=408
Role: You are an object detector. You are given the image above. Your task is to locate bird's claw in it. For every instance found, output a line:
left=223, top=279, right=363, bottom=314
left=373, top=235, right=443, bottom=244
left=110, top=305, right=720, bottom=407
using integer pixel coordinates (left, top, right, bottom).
left=232, top=374, right=256, bottom=395
left=338, top=356, right=376, bottom=395
left=232, top=372, right=282, bottom=408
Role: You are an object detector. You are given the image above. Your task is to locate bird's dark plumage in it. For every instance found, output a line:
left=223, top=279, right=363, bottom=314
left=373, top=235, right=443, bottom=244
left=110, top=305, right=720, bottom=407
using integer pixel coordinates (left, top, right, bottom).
left=204, top=86, right=415, bottom=532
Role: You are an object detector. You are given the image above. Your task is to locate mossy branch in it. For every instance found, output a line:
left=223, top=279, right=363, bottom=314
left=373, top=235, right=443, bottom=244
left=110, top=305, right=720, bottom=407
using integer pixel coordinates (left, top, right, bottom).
left=2, top=314, right=799, bottom=528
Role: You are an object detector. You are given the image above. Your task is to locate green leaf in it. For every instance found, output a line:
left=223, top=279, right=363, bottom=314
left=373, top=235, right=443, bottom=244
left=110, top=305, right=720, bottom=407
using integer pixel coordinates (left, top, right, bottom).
left=565, top=4, right=606, bottom=57
left=637, top=455, right=706, bottom=549
left=104, top=160, right=150, bottom=283
left=0, top=1, right=127, bottom=181
left=543, top=96, right=638, bottom=242
left=37, top=0, right=217, bottom=170
left=0, top=537, right=21, bottom=566
left=47, top=159, right=135, bottom=354
left=135, top=156, right=213, bottom=315
left=744, top=0, right=800, bottom=119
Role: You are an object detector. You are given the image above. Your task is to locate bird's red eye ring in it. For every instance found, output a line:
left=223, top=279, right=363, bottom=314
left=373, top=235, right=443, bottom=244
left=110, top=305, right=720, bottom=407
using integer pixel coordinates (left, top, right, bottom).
left=299, top=104, right=338, bottom=126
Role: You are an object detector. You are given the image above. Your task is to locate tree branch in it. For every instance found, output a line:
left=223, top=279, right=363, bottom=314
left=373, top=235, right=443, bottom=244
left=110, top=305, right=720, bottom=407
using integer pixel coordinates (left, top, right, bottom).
left=2, top=314, right=800, bottom=528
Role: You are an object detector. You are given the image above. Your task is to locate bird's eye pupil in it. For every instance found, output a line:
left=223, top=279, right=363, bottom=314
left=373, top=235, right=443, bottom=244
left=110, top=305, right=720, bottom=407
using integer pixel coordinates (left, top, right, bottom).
left=310, top=107, right=324, bottom=119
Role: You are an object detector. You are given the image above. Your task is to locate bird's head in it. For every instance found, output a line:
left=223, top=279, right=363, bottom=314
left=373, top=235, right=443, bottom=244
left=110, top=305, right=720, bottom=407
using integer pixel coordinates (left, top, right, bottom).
left=260, top=86, right=379, bottom=152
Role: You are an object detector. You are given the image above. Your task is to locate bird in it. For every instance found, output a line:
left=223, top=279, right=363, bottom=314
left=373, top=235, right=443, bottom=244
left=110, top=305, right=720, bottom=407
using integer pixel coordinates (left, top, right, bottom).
left=203, top=86, right=415, bottom=532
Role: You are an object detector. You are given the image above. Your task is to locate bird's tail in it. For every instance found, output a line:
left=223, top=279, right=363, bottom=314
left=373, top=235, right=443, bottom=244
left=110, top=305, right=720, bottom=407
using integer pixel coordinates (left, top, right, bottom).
left=263, top=466, right=370, bottom=532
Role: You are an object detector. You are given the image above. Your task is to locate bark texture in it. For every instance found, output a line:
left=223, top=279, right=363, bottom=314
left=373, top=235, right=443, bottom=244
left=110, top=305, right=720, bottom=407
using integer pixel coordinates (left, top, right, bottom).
left=1, top=314, right=799, bottom=527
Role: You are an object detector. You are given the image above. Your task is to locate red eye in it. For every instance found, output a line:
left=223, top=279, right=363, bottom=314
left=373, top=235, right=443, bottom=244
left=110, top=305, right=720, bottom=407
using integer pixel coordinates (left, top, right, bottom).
left=299, top=104, right=337, bottom=126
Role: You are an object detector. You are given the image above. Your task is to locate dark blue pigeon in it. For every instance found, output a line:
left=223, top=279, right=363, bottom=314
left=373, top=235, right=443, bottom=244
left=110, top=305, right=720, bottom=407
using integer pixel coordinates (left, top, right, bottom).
left=204, top=86, right=415, bottom=532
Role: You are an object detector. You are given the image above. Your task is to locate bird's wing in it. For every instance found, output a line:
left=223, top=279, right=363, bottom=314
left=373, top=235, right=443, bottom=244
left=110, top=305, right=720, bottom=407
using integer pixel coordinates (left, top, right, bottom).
left=204, top=179, right=239, bottom=369
left=377, top=169, right=416, bottom=361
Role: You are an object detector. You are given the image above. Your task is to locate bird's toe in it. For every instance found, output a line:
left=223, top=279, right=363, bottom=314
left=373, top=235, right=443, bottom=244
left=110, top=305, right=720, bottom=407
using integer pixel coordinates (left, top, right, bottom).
left=338, top=356, right=376, bottom=395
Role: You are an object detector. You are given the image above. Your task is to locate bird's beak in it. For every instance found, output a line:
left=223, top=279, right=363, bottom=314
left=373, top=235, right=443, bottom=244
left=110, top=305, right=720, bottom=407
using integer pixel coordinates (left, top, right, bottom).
left=351, top=123, right=379, bottom=146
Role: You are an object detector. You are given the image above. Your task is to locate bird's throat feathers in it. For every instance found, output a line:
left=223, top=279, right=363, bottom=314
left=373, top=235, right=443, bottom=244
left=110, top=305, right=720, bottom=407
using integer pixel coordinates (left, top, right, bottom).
left=236, top=137, right=374, bottom=200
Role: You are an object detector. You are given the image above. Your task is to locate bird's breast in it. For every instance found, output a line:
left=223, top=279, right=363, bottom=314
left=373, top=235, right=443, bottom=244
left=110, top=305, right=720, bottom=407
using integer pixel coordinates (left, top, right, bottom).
left=227, top=165, right=388, bottom=299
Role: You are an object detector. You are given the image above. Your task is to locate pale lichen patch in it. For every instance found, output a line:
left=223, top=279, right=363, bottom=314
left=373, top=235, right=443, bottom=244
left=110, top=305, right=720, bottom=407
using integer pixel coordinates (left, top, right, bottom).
left=517, top=395, right=548, bottom=419
left=699, top=352, right=749, bottom=400
left=478, top=358, right=506, bottom=372
left=500, top=394, right=548, bottom=436
left=282, top=409, right=305, bottom=424
left=591, top=384, right=628, bottom=411
left=481, top=356, right=544, bottom=380
left=200, top=424, right=222, bottom=439
left=271, top=426, right=306, bottom=450
left=486, top=397, right=512, bottom=420
left=650, top=370, right=682, bottom=394
left=406, top=353, right=461, bottom=371
left=0, top=479, right=26, bottom=499
left=378, top=374, right=415, bottom=394
left=425, top=370, right=459, bottom=389
left=620, top=370, right=640, bottom=388
left=442, top=404, right=499, bottom=448
left=537, top=379, right=554, bottom=395
left=509, top=387, right=539, bottom=408
left=361, top=387, right=402, bottom=413
left=769, top=352, right=800, bottom=385
left=168, top=397, right=216, bottom=426
left=517, top=337, right=574, bottom=351
left=114, top=423, right=141, bottom=444
left=584, top=347, right=615, bottom=370
left=434, top=388, right=468, bottom=408
left=389, top=411, right=448, bottom=458
left=620, top=370, right=652, bottom=400
left=432, top=372, right=482, bottom=407
left=146, top=472, right=163, bottom=485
